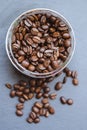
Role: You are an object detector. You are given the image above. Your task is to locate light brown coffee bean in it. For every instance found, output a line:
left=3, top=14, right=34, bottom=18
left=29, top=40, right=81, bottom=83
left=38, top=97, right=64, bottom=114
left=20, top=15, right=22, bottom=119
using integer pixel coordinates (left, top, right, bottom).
left=21, top=60, right=29, bottom=68
left=72, top=78, right=79, bottom=86
left=67, top=98, right=73, bottom=105
left=49, top=93, right=57, bottom=100
left=28, top=64, right=35, bottom=71
left=29, top=112, right=36, bottom=119
left=34, top=117, right=40, bottom=123
left=16, top=110, right=23, bottom=116
left=19, top=97, right=25, bottom=103
left=34, top=102, right=43, bottom=109
left=32, top=106, right=39, bottom=113
left=48, top=106, right=55, bottom=114
left=16, top=103, right=24, bottom=110
left=51, top=60, right=59, bottom=69
left=36, top=92, right=43, bottom=99
left=63, top=33, right=70, bottom=39
left=10, top=90, right=16, bottom=98
left=5, top=83, right=12, bottom=89
left=28, top=93, right=34, bottom=99
left=41, top=98, right=49, bottom=104
left=16, top=91, right=23, bottom=97
left=27, top=117, right=33, bottom=123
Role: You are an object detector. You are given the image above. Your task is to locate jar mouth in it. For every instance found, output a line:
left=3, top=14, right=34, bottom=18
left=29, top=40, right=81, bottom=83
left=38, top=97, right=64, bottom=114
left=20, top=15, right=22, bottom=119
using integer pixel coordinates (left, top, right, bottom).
left=6, top=8, right=76, bottom=78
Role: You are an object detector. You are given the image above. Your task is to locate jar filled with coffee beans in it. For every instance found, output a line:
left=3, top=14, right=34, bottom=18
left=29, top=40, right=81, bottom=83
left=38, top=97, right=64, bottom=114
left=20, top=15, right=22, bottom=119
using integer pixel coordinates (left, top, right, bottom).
left=6, top=9, right=75, bottom=78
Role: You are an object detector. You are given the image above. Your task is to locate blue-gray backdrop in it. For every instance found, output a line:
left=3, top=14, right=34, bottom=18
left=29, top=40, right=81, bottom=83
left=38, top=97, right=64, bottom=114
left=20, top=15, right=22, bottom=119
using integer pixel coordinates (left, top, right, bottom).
left=0, top=0, right=87, bottom=130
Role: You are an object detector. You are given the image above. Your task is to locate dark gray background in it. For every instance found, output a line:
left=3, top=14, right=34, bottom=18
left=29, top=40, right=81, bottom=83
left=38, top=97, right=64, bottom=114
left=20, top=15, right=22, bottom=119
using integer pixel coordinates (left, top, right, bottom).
left=0, top=0, right=87, bottom=130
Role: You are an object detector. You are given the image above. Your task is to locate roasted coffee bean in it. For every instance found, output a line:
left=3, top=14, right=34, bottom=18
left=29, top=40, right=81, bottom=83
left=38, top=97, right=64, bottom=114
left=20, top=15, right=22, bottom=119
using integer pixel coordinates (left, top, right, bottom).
left=29, top=112, right=36, bottom=119
left=21, top=60, right=29, bottom=68
left=62, top=33, right=70, bottom=39
left=27, top=117, right=33, bottom=123
left=45, top=110, right=49, bottom=117
left=16, top=110, right=23, bottom=116
left=18, top=86, right=25, bottom=91
left=40, top=108, right=46, bottom=116
left=62, top=76, right=67, bottom=84
left=30, top=87, right=35, bottom=92
left=67, top=98, right=73, bottom=105
left=16, top=91, right=23, bottom=97
left=35, top=87, right=41, bottom=93
left=29, top=79, right=36, bottom=86
left=43, top=93, right=49, bottom=98
left=63, top=67, right=69, bottom=73
left=10, top=90, right=16, bottom=97
left=28, top=93, right=34, bottom=99
left=48, top=106, right=55, bottom=114
left=72, top=78, right=79, bottom=86
left=55, top=82, right=63, bottom=90
left=19, top=80, right=27, bottom=86
left=34, top=102, right=43, bottom=109
left=13, top=84, right=20, bottom=90
left=16, top=103, right=24, bottom=110
left=32, top=106, right=39, bottom=113
left=49, top=93, right=57, bottom=100
left=64, top=39, right=71, bottom=47
left=24, top=88, right=30, bottom=94
left=66, top=70, right=72, bottom=77
left=19, top=97, right=25, bottom=103
left=33, top=36, right=41, bottom=43
left=23, top=94, right=28, bottom=100
left=60, top=96, right=66, bottom=104
left=5, top=83, right=12, bottom=89
left=51, top=60, right=59, bottom=69
left=71, top=71, right=78, bottom=78
left=36, top=92, right=43, bottom=99
left=31, top=28, right=39, bottom=35
left=41, top=15, right=46, bottom=24
left=34, top=117, right=40, bottom=123
left=43, top=87, right=50, bottom=93
left=28, top=64, right=35, bottom=71
left=41, top=98, right=49, bottom=104
left=44, top=103, right=50, bottom=108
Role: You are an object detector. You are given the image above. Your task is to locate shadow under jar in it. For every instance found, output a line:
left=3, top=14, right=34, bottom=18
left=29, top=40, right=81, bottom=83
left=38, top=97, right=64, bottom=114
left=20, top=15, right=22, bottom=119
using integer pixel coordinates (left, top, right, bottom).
left=6, top=8, right=75, bottom=78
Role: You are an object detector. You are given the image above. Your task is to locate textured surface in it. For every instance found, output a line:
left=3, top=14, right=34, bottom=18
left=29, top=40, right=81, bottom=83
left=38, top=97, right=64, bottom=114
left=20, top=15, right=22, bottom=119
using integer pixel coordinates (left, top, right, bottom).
left=0, top=0, right=87, bottom=130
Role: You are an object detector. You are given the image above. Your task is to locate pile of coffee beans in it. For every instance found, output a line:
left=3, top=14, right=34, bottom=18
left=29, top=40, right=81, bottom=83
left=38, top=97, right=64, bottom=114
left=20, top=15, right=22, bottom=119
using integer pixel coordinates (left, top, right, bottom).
left=12, top=13, right=71, bottom=73
left=5, top=67, right=79, bottom=124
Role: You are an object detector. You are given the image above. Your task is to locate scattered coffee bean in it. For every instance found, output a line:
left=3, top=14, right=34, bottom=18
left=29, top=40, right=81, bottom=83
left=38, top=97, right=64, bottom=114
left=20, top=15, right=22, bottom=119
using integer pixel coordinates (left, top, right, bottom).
left=39, top=108, right=46, bottom=116
left=34, top=102, right=43, bottom=109
left=16, top=103, right=24, bottom=110
left=60, top=96, right=66, bottom=104
left=10, top=90, right=16, bottom=98
left=72, top=78, right=79, bottom=86
left=28, top=93, right=34, bottom=99
left=27, top=117, right=33, bottom=123
left=32, top=106, right=39, bottom=113
left=16, top=110, right=23, bottom=116
left=55, top=82, right=63, bottom=90
left=29, top=112, right=36, bottom=119
left=19, top=97, right=25, bottom=103
left=49, top=93, right=57, bottom=100
left=62, top=76, right=67, bottom=84
left=5, top=83, right=12, bottom=89
left=66, top=70, right=72, bottom=77
left=67, top=98, right=73, bottom=105
left=45, top=110, right=49, bottom=117
left=34, top=117, right=40, bottom=123
left=41, top=98, right=49, bottom=104
left=36, top=92, right=43, bottom=99
left=48, top=106, right=55, bottom=114
left=71, top=71, right=78, bottom=78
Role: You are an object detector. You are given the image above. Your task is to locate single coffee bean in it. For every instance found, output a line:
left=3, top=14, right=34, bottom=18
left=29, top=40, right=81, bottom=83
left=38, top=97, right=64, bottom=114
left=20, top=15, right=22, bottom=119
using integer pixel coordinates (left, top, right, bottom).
left=16, top=91, right=23, bottom=97
left=34, top=102, right=43, bottom=109
left=10, top=90, right=16, bottom=98
left=60, top=96, right=66, bottom=104
left=51, top=60, right=59, bottom=69
left=5, top=83, right=12, bottom=89
left=49, top=93, right=57, bottom=100
left=19, top=80, right=27, bottom=86
left=27, top=117, right=33, bottom=123
left=18, top=56, right=25, bottom=63
left=32, top=106, right=39, bottom=113
left=31, top=28, right=39, bottom=35
left=67, top=98, right=73, bottom=105
left=16, top=110, right=23, bottom=116
left=18, top=86, right=25, bottom=91
left=64, top=39, right=71, bottom=47
left=30, top=87, right=35, bottom=92
left=16, top=103, right=24, bottom=110
left=34, top=117, right=40, bottom=123
left=62, top=33, right=70, bottom=39
left=62, top=76, right=67, bottom=84
left=19, top=97, right=25, bottom=103
left=23, top=94, right=28, bottom=100
left=48, top=106, right=55, bottom=114
left=55, top=82, right=63, bottom=91
left=40, top=15, right=46, bottom=24
left=72, top=78, right=79, bottom=86
left=13, top=84, right=20, bottom=90
left=39, top=108, right=46, bottom=116
left=41, top=98, right=49, bottom=104
left=43, top=93, right=49, bottom=98
left=29, top=112, right=36, bottom=119
left=43, top=87, right=50, bottom=93
left=66, top=70, right=72, bottom=77
left=28, top=64, right=35, bottom=71
left=36, top=92, right=43, bottom=99
left=28, top=93, right=34, bottom=99
left=35, top=87, right=41, bottom=93
left=21, top=60, right=29, bottom=68
left=71, top=71, right=78, bottom=78
left=29, top=78, right=36, bottom=86
left=24, top=88, right=30, bottom=94
left=45, top=110, right=49, bottom=117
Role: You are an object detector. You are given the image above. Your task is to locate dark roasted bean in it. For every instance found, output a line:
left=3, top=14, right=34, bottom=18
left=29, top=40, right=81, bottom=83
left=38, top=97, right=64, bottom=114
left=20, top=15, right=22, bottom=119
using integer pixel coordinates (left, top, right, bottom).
left=55, top=82, right=63, bottom=90
left=60, top=96, right=66, bottom=104
left=48, top=106, right=55, bottom=114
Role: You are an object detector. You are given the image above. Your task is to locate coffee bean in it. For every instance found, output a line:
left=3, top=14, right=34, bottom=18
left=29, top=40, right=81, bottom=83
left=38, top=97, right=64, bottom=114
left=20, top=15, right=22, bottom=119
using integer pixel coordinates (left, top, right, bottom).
left=5, top=83, right=12, bottom=89
left=24, top=88, right=30, bottom=94
left=27, top=117, right=33, bottom=123
left=43, top=87, right=50, bottom=93
left=28, top=64, right=35, bottom=71
left=23, top=94, right=28, bottom=100
left=36, top=92, right=43, bottom=99
left=62, top=76, right=67, bottom=84
left=43, top=103, right=50, bottom=108
left=16, top=103, right=24, bottom=110
left=43, top=93, right=49, bottom=98
left=53, top=32, right=60, bottom=38
left=41, top=15, right=46, bottom=24
left=10, top=90, right=16, bottom=97
left=63, top=33, right=70, bottom=39
left=67, top=98, right=73, bottom=105
left=16, top=110, right=23, bottom=116
left=19, top=97, right=25, bottom=103
left=31, top=28, right=39, bottom=35
left=49, top=93, right=57, bottom=100
left=32, top=106, right=39, bottom=113
left=51, top=60, right=59, bottom=69
left=64, top=39, right=71, bottom=47
left=71, top=71, right=78, bottom=78
left=29, top=112, right=36, bottom=119
left=45, top=110, right=49, bottom=117
left=30, top=87, right=35, bottom=93
left=41, top=98, right=48, bottom=104
left=24, top=19, right=32, bottom=27
left=55, top=82, right=63, bottom=90
left=39, top=108, right=46, bottom=116
left=13, top=84, right=20, bottom=90
left=33, top=36, right=41, bottom=43
left=28, top=93, right=34, bottom=99
left=16, top=91, right=23, bottom=97
left=34, top=117, right=40, bottom=123
left=72, top=78, right=79, bottom=86
left=60, top=96, right=66, bottom=104
left=66, top=70, right=72, bottom=77
left=48, top=106, right=55, bottom=114
left=34, top=102, right=43, bottom=109
left=21, top=60, right=29, bottom=68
